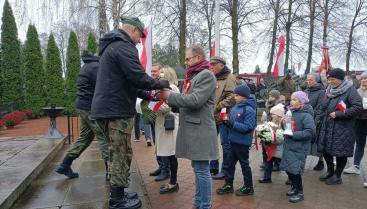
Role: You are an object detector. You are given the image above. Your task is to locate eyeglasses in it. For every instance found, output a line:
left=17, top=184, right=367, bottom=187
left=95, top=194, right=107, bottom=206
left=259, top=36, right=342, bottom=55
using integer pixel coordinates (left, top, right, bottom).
left=185, top=55, right=197, bottom=62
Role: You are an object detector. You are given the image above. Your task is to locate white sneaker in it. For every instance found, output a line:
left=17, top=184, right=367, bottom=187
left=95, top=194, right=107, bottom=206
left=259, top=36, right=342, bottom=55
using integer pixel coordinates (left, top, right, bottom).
left=343, top=165, right=361, bottom=175
left=363, top=182, right=367, bottom=188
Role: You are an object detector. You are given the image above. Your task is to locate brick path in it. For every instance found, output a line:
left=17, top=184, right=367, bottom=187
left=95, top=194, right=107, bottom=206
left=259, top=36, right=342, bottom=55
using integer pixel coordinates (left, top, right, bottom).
left=133, top=136, right=367, bottom=209
left=3, top=117, right=367, bottom=209
left=0, top=116, right=79, bottom=140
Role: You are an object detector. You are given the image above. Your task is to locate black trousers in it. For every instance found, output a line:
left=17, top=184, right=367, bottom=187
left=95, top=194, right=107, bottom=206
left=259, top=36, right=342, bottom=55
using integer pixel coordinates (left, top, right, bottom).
left=323, top=152, right=347, bottom=178
left=287, top=172, right=303, bottom=192
left=168, top=155, right=178, bottom=185
left=224, top=143, right=253, bottom=187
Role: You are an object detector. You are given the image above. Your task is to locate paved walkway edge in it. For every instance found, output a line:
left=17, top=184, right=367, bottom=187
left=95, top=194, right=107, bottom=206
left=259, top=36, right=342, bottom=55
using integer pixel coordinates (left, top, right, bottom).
left=0, top=137, right=66, bottom=209
left=132, top=156, right=153, bottom=209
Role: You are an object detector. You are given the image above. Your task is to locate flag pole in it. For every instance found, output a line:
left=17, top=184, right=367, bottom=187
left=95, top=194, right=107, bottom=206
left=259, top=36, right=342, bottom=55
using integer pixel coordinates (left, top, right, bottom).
left=214, top=0, right=220, bottom=56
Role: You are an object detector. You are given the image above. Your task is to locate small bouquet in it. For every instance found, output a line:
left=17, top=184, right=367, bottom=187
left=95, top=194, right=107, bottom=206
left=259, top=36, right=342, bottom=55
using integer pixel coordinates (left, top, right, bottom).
left=255, top=122, right=280, bottom=144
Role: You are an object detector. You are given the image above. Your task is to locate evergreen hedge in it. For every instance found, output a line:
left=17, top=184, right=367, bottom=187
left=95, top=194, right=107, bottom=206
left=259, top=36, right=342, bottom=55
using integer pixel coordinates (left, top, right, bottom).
left=0, top=0, right=22, bottom=110
left=65, top=31, right=81, bottom=113
left=45, top=34, right=64, bottom=108
left=23, top=25, right=45, bottom=116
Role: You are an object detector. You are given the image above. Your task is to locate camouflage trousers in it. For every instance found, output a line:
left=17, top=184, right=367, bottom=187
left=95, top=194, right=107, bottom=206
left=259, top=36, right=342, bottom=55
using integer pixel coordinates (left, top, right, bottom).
left=96, top=117, right=134, bottom=188
left=67, top=109, right=109, bottom=161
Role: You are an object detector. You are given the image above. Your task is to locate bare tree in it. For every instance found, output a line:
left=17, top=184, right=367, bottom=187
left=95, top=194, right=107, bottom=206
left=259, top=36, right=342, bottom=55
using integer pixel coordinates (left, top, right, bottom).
left=305, top=0, right=317, bottom=74
left=191, top=0, right=215, bottom=54
left=99, top=0, right=108, bottom=36
left=179, top=0, right=187, bottom=67
left=222, top=0, right=263, bottom=74
left=346, top=0, right=367, bottom=73
left=266, top=0, right=282, bottom=75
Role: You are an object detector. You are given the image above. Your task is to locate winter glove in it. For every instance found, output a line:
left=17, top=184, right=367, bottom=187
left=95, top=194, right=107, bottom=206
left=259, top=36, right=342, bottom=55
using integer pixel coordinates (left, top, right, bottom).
left=223, top=120, right=233, bottom=128
left=157, top=80, right=170, bottom=89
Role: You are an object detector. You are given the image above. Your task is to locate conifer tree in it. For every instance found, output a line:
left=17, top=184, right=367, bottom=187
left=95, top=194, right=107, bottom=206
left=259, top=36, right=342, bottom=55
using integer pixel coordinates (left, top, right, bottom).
left=65, top=31, right=81, bottom=113
left=23, top=25, right=45, bottom=116
left=45, top=34, right=64, bottom=107
left=0, top=0, right=22, bottom=109
left=87, top=32, right=98, bottom=54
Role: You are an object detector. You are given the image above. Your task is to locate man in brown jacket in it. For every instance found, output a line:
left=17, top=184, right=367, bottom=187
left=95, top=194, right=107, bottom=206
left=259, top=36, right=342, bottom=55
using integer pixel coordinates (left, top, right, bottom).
left=209, top=56, right=236, bottom=179
left=277, top=72, right=296, bottom=104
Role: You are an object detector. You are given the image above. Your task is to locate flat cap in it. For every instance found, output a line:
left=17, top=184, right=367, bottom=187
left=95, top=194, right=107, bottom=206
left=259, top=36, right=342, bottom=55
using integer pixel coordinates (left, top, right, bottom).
left=120, top=16, right=146, bottom=38
left=210, top=56, right=226, bottom=65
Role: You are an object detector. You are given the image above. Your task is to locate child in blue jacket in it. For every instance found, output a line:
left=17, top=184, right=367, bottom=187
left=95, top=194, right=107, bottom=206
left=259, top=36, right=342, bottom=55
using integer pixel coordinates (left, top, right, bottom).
left=216, top=84, right=256, bottom=196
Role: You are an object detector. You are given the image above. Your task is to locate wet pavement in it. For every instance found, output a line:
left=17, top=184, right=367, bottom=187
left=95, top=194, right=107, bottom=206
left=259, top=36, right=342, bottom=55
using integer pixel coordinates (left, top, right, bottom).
left=12, top=142, right=151, bottom=209
left=0, top=137, right=65, bottom=209
left=5, top=129, right=367, bottom=209
left=133, top=137, right=367, bottom=209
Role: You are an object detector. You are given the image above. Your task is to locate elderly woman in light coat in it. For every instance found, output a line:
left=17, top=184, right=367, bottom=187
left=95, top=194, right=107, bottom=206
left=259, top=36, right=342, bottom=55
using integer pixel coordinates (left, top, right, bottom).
left=155, top=67, right=180, bottom=194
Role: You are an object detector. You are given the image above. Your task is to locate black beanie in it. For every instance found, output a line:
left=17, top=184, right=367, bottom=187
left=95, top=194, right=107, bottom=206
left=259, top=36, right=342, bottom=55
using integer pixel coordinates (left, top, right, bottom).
left=234, top=84, right=251, bottom=98
left=328, top=68, right=345, bottom=81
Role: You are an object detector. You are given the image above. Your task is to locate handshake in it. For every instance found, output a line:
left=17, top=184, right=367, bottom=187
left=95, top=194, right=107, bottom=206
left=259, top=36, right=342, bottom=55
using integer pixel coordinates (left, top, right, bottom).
left=153, top=88, right=172, bottom=101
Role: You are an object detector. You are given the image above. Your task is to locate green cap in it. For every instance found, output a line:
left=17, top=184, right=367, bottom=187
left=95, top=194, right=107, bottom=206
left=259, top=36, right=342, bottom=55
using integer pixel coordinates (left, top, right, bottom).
left=120, top=16, right=146, bottom=38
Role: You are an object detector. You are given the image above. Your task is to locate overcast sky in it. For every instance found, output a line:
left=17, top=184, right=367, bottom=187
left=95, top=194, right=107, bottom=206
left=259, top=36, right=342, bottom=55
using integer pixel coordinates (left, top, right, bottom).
left=1, top=0, right=366, bottom=74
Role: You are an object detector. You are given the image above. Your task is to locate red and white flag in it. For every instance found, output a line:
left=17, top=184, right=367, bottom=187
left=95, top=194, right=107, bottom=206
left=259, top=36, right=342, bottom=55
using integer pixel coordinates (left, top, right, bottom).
left=140, top=23, right=153, bottom=76
left=218, top=107, right=227, bottom=119
left=318, top=46, right=331, bottom=76
left=272, top=33, right=286, bottom=77
left=210, top=42, right=216, bottom=58
left=336, top=100, right=346, bottom=113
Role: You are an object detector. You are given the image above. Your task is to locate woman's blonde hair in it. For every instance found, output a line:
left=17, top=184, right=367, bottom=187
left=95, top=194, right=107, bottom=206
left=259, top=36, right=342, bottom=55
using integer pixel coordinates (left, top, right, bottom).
left=159, top=67, right=178, bottom=86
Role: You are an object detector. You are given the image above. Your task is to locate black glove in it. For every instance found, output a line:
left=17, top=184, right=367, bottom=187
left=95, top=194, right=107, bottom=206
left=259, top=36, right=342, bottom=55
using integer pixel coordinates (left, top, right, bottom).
left=171, top=106, right=180, bottom=113
left=223, top=120, right=233, bottom=128
left=157, top=80, right=170, bottom=89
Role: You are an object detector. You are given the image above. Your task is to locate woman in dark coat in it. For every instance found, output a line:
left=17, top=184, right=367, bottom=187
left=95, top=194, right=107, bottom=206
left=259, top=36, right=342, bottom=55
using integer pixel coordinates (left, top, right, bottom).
left=305, top=73, right=325, bottom=170
left=317, top=68, right=363, bottom=185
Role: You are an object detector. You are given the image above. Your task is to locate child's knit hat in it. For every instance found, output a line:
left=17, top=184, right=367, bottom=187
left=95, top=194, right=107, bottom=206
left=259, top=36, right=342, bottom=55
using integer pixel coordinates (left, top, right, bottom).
left=270, top=103, right=285, bottom=118
left=292, top=91, right=309, bottom=104
left=234, top=84, right=251, bottom=98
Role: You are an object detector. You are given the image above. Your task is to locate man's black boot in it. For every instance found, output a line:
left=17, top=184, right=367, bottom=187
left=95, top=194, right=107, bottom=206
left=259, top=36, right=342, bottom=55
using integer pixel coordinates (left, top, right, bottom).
left=105, top=161, right=110, bottom=181
left=109, top=186, right=141, bottom=209
left=55, top=155, right=79, bottom=178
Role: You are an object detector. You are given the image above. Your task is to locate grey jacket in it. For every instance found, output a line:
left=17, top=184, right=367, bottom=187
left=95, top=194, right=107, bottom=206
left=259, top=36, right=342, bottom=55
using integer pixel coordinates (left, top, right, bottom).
left=167, top=69, right=218, bottom=161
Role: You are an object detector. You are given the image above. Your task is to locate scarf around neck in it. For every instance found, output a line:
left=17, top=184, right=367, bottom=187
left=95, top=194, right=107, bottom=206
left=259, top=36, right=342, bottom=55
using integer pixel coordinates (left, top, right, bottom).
left=326, top=80, right=353, bottom=98
left=185, top=59, right=210, bottom=82
left=215, top=66, right=231, bottom=79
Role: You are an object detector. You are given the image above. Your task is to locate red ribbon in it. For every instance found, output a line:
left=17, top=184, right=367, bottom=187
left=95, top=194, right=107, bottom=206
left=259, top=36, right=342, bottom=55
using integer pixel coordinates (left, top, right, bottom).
left=183, top=80, right=191, bottom=95
left=152, top=100, right=165, bottom=113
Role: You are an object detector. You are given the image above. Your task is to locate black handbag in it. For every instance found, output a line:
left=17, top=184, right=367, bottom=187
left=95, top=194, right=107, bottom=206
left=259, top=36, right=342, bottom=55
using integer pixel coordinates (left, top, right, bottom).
left=164, top=114, right=175, bottom=130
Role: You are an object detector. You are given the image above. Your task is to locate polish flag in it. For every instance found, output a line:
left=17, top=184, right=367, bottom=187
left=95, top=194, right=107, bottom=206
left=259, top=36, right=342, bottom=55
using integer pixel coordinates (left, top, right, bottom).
left=148, top=100, right=165, bottom=113
left=318, top=46, right=331, bottom=76
left=140, top=23, right=152, bottom=76
left=210, top=42, right=215, bottom=58
left=140, top=22, right=161, bottom=109
left=336, top=100, right=346, bottom=113
left=272, top=33, right=286, bottom=77
left=218, top=108, right=227, bottom=119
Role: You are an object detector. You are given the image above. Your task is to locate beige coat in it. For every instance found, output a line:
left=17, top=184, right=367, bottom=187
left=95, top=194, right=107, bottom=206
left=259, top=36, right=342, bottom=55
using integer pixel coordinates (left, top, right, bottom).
left=155, top=84, right=180, bottom=156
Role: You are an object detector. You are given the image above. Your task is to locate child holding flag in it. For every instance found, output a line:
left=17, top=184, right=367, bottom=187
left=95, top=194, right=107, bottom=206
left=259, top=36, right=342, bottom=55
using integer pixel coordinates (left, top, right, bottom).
left=280, top=91, right=315, bottom=203
left=216, top=84, right=256, bottom=196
